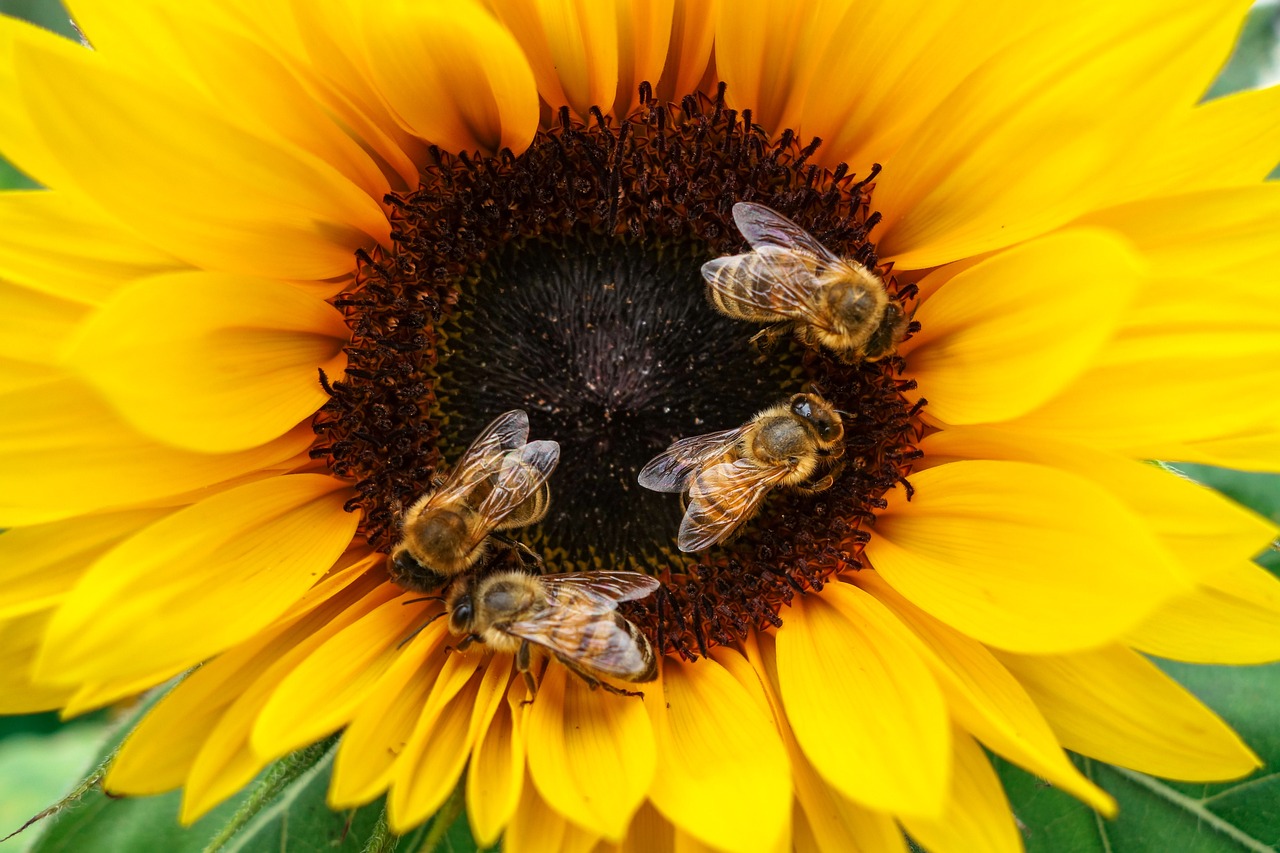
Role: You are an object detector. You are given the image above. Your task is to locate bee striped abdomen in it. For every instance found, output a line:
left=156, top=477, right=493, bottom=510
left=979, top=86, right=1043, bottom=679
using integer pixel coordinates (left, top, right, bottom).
left=705, top=255, right=793, bottom=322
left=496, top=479, right=550, bottom=530
left=558, top=611, right=655, bottom=682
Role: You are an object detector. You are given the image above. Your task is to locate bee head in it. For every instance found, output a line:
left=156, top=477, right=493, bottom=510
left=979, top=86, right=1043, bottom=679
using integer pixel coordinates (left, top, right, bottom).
left=790, top=393, right=844, bottom=444
left=387, top=547, right=448, bottom=593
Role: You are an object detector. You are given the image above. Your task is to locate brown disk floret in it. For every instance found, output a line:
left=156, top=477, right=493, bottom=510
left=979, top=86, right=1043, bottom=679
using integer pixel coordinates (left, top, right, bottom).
left=312, top=84, right=923, bottom=660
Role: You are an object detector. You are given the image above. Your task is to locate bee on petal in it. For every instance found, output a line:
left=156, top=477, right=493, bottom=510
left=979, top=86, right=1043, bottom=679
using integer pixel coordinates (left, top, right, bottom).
left=446, top=568, right=661, bottom=698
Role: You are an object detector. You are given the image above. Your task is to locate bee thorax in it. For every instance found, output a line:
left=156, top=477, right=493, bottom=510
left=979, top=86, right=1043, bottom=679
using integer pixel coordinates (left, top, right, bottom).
left=751, top=416, right=812, bottom=464
left=825, top=278, right=882, bottom=331
left=410, top=509, right=473, bottom=567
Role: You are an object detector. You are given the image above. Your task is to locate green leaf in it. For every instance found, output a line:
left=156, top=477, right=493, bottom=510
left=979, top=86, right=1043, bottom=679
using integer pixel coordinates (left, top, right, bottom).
left=998, top=663, right=1280, bottom=853
left=16, top=720, right=479, bottom=853
left=1206, top=3, right=1280, bottom=100
left=204, top=737, right=378, bottom=850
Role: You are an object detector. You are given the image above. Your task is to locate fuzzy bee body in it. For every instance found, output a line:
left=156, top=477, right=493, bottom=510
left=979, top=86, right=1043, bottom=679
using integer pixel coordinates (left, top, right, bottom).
left=638, top=393, right=845, bottom=552
left=447, top=569, right=661, bottom=697
left=388, top=410, right=559, bottom=592
left=703, top=202, right=908, bottom=363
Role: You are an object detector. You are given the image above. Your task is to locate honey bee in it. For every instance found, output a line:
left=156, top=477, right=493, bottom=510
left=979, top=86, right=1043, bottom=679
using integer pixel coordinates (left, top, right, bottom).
left=703, top=202, right=909, bottom=362
left=388, top=410, right=560, bottom=592
left=447, top=568, right=661, bottom=697
left=638, top=393, right=844, bottom=552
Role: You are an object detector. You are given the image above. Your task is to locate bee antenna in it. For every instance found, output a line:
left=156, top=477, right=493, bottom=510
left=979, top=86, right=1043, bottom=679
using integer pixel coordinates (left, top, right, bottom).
left=402, top=595, right=445, bottom=606
left=834, top=409, right=854, bottom=418
left=397, top=610, right=448, bottom=650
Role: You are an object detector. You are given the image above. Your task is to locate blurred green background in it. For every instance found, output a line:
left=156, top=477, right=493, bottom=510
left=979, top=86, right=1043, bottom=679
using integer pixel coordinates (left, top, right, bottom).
left=0, top=1, right=1277, bottom=851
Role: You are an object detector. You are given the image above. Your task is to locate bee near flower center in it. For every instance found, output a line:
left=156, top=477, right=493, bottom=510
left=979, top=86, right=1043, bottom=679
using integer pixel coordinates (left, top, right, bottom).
left=313, top=85, right=924, bottom=659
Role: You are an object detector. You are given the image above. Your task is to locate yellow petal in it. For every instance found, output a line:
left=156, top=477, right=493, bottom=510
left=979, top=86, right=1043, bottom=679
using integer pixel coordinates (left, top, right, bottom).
left=0, top=190, right=181, bottom=305
left=776, top=582, right=950, bottom=818
left=1006, top=328, right=1280, bottom=455
left=995, top=644, right=1261, bottom=781
left=0, top=357, right=61, bottom=396
left=744, top=634, right=908, bottom=853
left=901, top=229, right=1142, bottom=424
left=866, top=460, right=1190, bottom=653
left=1169, top=426, right=1280, bottom=474
left=0, top=610, right=75, bottom=713
left=802, top=0, right=1038, bottom=172
left=177, top=581, right=399, bottom=822
left=898, top=728, right=1022, bottom=853
left=505, top=769, right=568, bottom=853
left=1125, top=560, right=1280, bottom=664
left=38, top=474, right=358, bottom=685
left=653, top=0, right=716, bottom=104
left=466, top=676, right=528, bottom=848
left=65, top=272, right=348, bottom=453
left=0, top=281, right=88, bottom=370
left=1080, top=183, right=1280, bottom=284
left=857, top=571, right=1115, bottom=816
left=644, top=655, right=789, bottom=853
left=618, top=801, right=676, bottom=853
left=106, top=569, right=384, bottom=796
left=65, top=0, right=392, bottom=203
left=0, top=15, right=87, bottom=191
left=63, top=0, right=203, bottom=84
left=278, top=0, right=431, bottom=188
left=920, top=428, right=1278, bottom=577
left=62, top=665, right=189, bottom=718
left=359, top=0, right=539, bottom=154
left=612, top=0, right=676, bottom=117
left=0, top=377, right=315, bottom=527
left=0, top=507, right=172, bottom=620
left=386, top=666, right=489, bottom=833
left=714, top=0, right=845, bottom=133
left=491, top=0, right=669, bottom=122
left=876, top=0, right=1248, bottom=268
left=528, top=664, right=656, bottom=841
left=328, top=617, right=452, bottom=808
left=250, top=592, right=436, bottom=761
left=1109, top=84, right=1280, bottom=203
left=14, top=35, right=389, bottom=280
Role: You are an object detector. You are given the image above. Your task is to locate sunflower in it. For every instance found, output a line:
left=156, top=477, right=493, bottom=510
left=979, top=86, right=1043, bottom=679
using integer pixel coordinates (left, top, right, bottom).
left=3, top=0, right=1280, bottom=850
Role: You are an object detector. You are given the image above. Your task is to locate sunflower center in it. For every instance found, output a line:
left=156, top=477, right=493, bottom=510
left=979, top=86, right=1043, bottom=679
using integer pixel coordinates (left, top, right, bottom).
left=314, top=85, right=923, bottom=658
left=435, top=234, right=800, bottom=564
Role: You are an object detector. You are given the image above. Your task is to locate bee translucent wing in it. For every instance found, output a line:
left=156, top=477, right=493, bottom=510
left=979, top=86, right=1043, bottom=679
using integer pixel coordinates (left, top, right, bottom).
left=678, top=459, right=790, bottom=552
left=467, top=440, right=561, bottom=547
left=701, top=249, right=834, bottom=330
left=540, top=571, right=661, bottom=613
left=732, top=202, right=842, bottom=263
left=637, top=427, right=746, bottom=493
left=431, top=410, right=532, bottom=504
left=506, top=611, right=652, bottom=679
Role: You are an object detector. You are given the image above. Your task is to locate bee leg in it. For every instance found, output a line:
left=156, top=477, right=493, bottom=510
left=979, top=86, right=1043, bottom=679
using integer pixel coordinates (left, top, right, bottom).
left=517, top=641, right=541, bottom=702
left=749, top=322, right=791, bottom=353
left=491, top=535, right=545, bottom=575
left=445, top=634, right=477, bottom=656
left=815, top=444, right=846, bottom=464
left=795, top=475, right=834, bottom=494
left=558, top=657, right=645, bottom=699
left=795, top=464, right=841, bottom=495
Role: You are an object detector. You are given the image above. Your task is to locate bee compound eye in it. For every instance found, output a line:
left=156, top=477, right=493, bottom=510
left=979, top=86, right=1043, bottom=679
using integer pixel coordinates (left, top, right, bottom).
left=453, top=601, right=472, bottom=625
